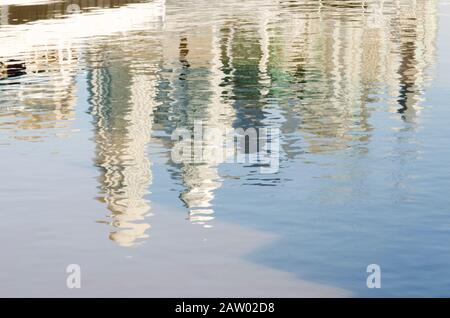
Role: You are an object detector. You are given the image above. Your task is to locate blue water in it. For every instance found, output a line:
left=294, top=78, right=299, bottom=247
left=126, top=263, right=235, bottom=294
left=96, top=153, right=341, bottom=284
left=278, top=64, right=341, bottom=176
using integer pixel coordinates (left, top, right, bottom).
left=1, top=0, right=450, bottom=296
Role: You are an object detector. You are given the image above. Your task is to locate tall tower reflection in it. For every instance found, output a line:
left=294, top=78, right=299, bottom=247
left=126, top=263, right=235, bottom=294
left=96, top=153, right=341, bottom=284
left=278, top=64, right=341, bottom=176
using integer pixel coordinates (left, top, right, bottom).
left=393, top=0, right=437, bottom=125
left=158, top=25, right=236, bottom=227
left=87, top=41, right=161, bottom=247
left=181, top=26, right=236, bottom=227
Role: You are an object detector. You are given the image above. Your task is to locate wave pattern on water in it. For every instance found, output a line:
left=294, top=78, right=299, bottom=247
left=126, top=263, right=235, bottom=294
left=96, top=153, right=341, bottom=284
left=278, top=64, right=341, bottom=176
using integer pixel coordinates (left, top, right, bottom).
left=1, top=0, right=448, bottom=296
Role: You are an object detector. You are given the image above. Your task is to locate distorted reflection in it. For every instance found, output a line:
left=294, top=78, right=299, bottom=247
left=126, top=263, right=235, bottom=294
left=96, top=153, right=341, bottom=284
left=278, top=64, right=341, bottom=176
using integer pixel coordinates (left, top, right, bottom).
left=87, top=39, right=161, bottom=246
left=157, top=28, right=236, bottom=227
left=0, top=0, right=438, bottom=246
left=274, top=0, right=437, bottom=153
left=0, top=47, right=78, bottom=141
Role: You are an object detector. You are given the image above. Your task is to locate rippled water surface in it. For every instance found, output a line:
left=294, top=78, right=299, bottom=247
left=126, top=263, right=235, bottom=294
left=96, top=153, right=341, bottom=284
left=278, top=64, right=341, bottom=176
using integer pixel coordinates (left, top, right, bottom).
left=1, top=0, right=450, bottom=297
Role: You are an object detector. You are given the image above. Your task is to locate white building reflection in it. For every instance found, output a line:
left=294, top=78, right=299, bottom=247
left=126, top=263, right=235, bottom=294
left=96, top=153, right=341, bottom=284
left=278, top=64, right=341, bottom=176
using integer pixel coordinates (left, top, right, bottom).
left=87, top=40, right=162, bottom=246
left=159, top=24, right=237, bottom=227
left=0, top=47, right=78, bottom=141
left=275, top=0, right=437, bottom=153
left=0, top=0, right=165, bottom=141
left=0, top=0, right=439, bottom=245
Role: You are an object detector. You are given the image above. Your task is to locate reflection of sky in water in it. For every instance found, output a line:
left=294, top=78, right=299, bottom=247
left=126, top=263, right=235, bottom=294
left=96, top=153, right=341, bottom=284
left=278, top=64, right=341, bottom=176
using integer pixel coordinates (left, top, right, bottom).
left=1, top=0, right=450, bottom=296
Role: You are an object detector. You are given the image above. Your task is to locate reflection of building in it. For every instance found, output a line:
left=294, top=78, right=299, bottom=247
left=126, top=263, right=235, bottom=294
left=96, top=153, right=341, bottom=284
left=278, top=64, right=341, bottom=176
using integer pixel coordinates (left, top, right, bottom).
left=271, top=0, right=438, bottom=153
left=0, top=0, right=439, bottom=242
left=155, top=0, right=437, bottom=219
left=87, top=41, right=161, bottom=246
left=0, top=0, right=165, bottom=59
left=0, top=0, right=166, bottom=245
left=0, top=0, right=166, bottom=143
left=391, top=0, right=437, bottom=124
left=158, top=25, right=236, bottom=227
left=0, top=47, right=78, bottom=141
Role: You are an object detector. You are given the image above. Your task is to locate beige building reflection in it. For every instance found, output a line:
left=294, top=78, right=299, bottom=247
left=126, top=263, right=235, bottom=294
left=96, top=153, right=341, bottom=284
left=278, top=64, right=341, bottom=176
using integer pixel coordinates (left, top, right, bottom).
left=0, top=0, right=439, bottom=243
left=156, top=0, right=438, bottom=224
left=0, top=47, right=78, bottom=141
left=0, top=0, right=166, bottom=246
left=275, top=0, right=437, bottom=153
left=160, top=25, right=236, bottom=227
left=88, top=43, right=161, bottom=246
left=0, top=0, right=165, bottom=142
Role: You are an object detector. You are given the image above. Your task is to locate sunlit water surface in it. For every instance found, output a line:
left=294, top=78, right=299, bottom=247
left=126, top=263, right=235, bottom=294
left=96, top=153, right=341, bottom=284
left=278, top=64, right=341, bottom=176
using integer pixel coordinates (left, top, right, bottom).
left=1, top=0, right=450, bottom=297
